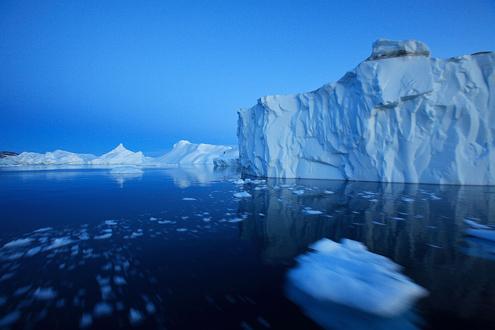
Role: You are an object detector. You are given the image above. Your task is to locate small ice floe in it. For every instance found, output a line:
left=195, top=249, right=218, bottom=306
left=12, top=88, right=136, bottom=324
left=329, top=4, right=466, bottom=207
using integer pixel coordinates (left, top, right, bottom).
left=93, top=302, right=113, bottom=317
left=0, top=310, right=21, bottom=328
left=25, top=246, right=42, bottom=257
left=2, top=238, right=33, bottom=249
left=94, top=231, right=112, bottom=240
left=79, top=313, right=93, bottom=328
left=182, top=197, right=197, bottom=201
left=114, top=276, right=127, bottom=286
left=286, top=238, right=427, bottom=317
left=234, top=191, right=252, bottom=198
left=33, top=227, right=52, bottom=233
left=464, top=219, right=491, bottom=230
left=302, top=208, right=323, bottom=215
left=323, top=190, right=335, bottom=195
left=233, top=179, right=245, bottom=185
left=158, top=220, right=174, bottom=224
left=228, top=218, right=245, bottom=223
left=372, top=221, right=386, bottom=226
left=130, top=231, right=143, bottom=238
left=129, top=308, right=144, bottom=326
left=33, top=287, right=57, bottom=300
left=293, top=190, right=305, bottom=196
left=149, top=217, right=157, bottom=221
left=46, top=237, right=74, bottom=250
left=391, top=217, right=406, bottom=221
left=105, top=220, right=118, bottom=226
left=401, top=197, right=414, bottom=203
left=110, top=166, right=143, bottom=174
left=176, top=228, right=188, bottom=232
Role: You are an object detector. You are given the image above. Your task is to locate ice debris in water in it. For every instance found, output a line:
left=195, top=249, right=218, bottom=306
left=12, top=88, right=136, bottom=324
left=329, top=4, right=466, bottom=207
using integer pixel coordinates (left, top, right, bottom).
left=182, top=197, right=197, bottom=201
left=233, top=191, right=251, bottom=198
left=303, top=208, right=323, bottom=215
left=105, top=220, right=118, bottom=226
left=33, top=287, right=57, bottom=300
left=287, top=238, right=428, bottom=317
left=2, top=238, right=34, bottom=249
left=46, top=237, right=74, bottom=250
left=93, top=302, right=113, bottom=317
left=129, top=308, right=144, bottom=325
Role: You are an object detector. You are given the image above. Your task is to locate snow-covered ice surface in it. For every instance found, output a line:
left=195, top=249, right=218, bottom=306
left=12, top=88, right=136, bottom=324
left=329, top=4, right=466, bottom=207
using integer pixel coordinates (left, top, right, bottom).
left=238, top=39, right=495, bottom=184
left=1, top=168, right=495, bottom=328
left=287, top=238, right=427, bottom=317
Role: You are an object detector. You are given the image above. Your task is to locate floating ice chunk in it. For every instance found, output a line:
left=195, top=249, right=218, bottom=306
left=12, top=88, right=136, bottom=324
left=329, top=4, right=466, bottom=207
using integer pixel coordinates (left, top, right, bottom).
left=158, top=220, right=174, bottom=224
left=323, top=190, right=335, bottom=195
left=14, top=286, right=31, bottom=296
left=233, top=179, right=245, bottom=185
left=234, top=191, right=251, bottom=198
left=303, top=209, right=323, bottom=215
left=79, top=313, right=93, bottom=328
left=25, top=246, right=42, bottom=257
left=149, top=217, right=157, bottom=221
left=465, top=229, right=495, bottom=242
left=3, top=238, right=33, bottom=249
left=105, top=220, right=118, bottom=226
left=130, top=231, right=143, bottom=238
left=46, top=237, right=74, bottom=250
left=182, top=197, right=197, bottom=201
left=464, top=219, right=491, bottom=230
left=145, top=302, right=156, bottom=314
left=293, top=190, right=305, bottom=195
left=176, top=228, right=188, bottom=232
left=228, top=218, right=245, bottom=223
left=129, top=308, right=144, bottom=326
left=114, top=276, right=127, bottom=286
left=94, top=302, right=113, bottom=317
left=33, top=287, right=57, bottom=300
left=34, top=227, right=52, bottom=233
left=94, top=233, right=112, bottom=240
left=0, top=310, right=21, bottom=327
left=287, top=238, right=428, bottom=317
left=401, top=197, right=415, bottom=203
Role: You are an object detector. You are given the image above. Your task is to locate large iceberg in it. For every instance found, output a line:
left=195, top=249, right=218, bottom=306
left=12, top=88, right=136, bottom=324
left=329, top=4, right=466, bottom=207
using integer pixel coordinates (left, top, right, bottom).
left=157, top=140, right=238, bottom=166
left=238, top=39, right=495, bottom=185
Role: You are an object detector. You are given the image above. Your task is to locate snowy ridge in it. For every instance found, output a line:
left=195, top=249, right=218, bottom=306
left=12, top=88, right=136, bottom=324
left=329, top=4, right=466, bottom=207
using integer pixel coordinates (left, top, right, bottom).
left=238, top=39, right=495, bottom=185
left=157, top=140, right=238, bottom=166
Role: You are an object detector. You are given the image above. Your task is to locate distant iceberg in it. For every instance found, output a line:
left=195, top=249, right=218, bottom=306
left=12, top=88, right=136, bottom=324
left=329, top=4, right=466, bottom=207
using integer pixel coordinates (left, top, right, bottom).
left=0, top=141, right=239, bottom=168
left=286, top=238, right=427, bottom=317
left=91, top=144, right=147, bottom=165
left=156, top=140, right=238, bottom=166
left=238, top=39, right=495, bottom=184
left=0, top=150, right=96, bottom=165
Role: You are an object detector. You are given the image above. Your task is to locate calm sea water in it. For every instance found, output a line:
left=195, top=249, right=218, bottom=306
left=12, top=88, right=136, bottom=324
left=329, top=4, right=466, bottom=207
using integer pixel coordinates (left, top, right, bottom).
left=0, top=167, right=494, bottom=329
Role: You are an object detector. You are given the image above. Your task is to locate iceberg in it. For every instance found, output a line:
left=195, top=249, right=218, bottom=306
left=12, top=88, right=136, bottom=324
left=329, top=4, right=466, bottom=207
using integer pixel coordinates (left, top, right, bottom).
left=286, top=238, right=427, bottom=317
left=157, top=140, right=238, bottom=166
left=238, top=39, right=495, bottom=184
left=91, top=144, right=146, bottom=165
left=0, top=150, right=96, bottom=165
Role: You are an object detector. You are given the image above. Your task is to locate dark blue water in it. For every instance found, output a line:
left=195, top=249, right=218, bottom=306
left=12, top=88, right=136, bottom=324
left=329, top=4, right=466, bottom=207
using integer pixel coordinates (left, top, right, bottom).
left=0, top=167, right=494, bottom=329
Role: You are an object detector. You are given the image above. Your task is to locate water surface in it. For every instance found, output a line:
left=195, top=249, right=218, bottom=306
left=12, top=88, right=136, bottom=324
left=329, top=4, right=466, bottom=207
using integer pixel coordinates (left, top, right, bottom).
left=0, top=167, right=494, bottom=329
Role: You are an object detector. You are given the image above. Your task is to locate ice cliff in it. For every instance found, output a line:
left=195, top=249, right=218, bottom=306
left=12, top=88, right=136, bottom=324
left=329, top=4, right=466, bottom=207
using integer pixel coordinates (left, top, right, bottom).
left=238, top=39, right=495, bottom=185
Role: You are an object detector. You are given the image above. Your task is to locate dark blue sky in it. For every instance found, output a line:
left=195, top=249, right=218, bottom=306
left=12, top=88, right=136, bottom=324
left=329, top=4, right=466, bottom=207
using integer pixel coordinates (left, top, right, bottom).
left=1, top=0, right=494, bottom=155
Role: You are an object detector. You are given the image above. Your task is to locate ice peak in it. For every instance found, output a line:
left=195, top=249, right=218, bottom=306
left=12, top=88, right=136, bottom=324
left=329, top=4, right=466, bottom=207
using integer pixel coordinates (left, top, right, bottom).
left=113, top=143, right=127, bottom=152
left=175, top=140, right=191, bottom=147
left=368, top=39, right=430, bottom=61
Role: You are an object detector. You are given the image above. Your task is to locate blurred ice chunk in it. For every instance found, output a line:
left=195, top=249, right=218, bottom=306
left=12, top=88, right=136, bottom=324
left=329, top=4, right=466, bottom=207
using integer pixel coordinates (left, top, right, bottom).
left=287, top=238, right=427, bottom=318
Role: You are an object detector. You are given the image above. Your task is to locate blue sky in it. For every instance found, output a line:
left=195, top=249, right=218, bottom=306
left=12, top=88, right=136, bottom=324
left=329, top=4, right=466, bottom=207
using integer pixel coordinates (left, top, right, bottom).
left=1, top=0, right=494, bottom=155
